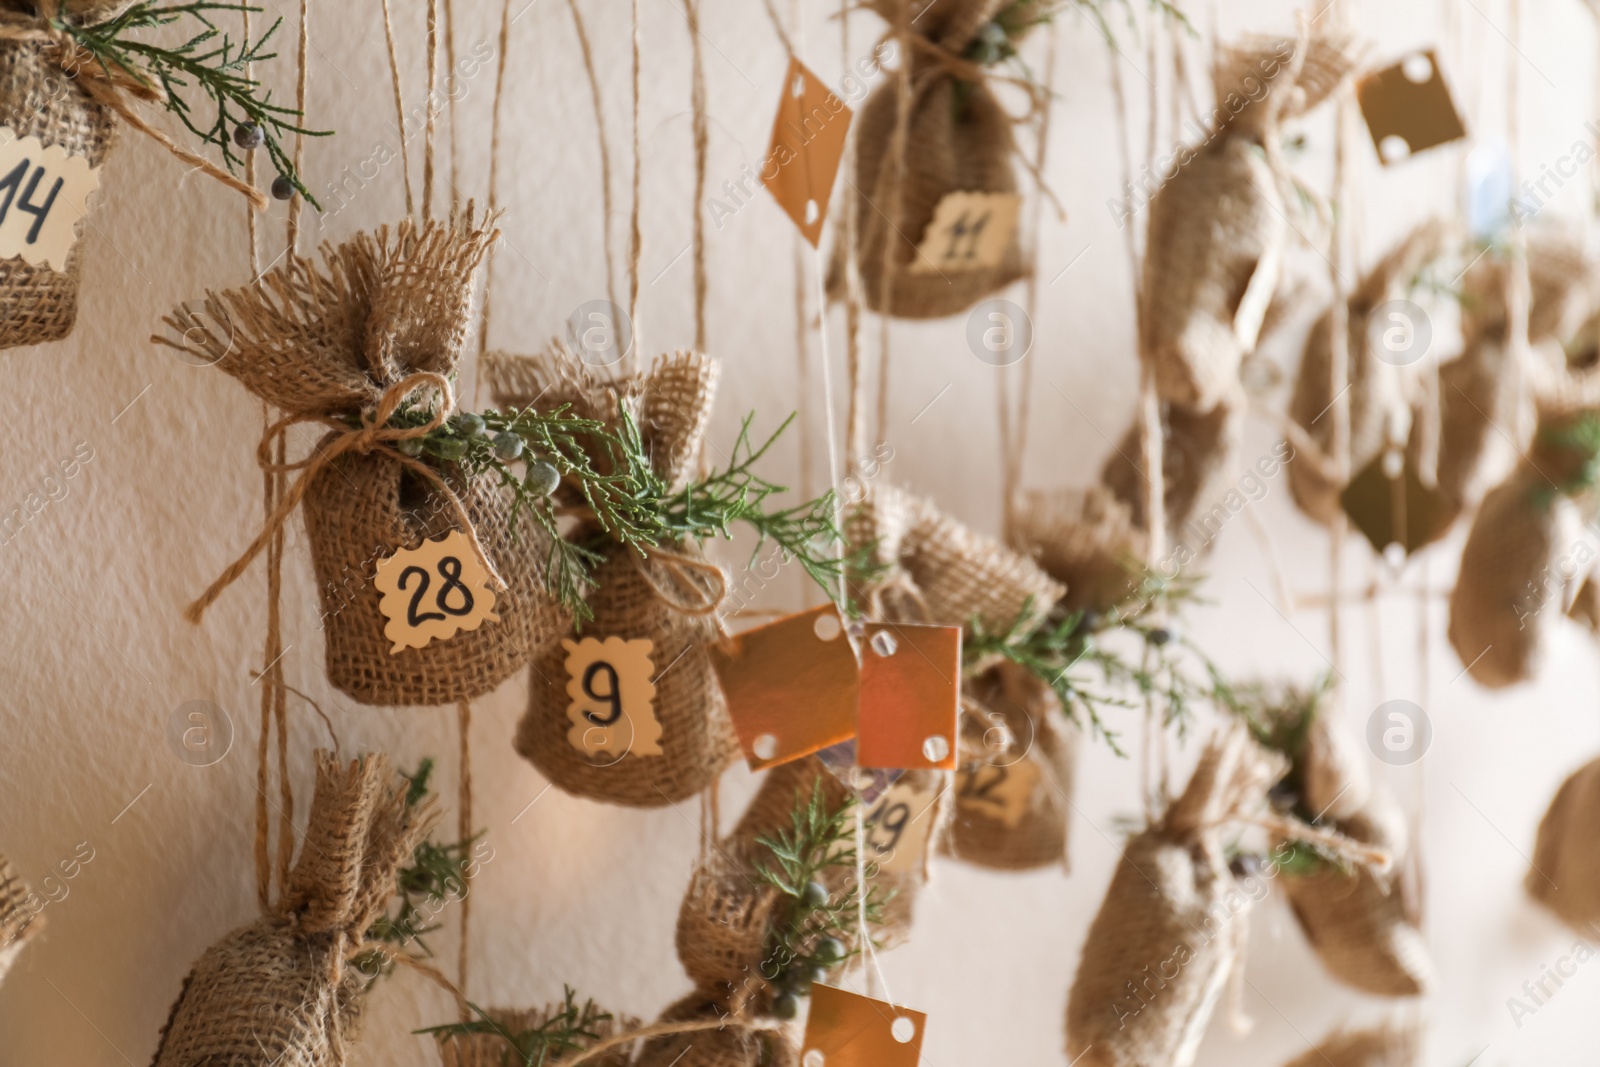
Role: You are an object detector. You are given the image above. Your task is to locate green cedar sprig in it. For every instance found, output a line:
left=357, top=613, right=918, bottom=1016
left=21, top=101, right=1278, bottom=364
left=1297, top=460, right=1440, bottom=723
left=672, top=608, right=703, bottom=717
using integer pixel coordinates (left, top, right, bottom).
left=964, top=566, right=1227, bottom=758
left=53, top=3, right=329, bottom=205
left=381, top=400, right=854, bottom=622
left=416, top=987, right=611, bottom=1067
left=753, top=780, right=883, bottom=999
left=363, top=759, right=478, bottom=960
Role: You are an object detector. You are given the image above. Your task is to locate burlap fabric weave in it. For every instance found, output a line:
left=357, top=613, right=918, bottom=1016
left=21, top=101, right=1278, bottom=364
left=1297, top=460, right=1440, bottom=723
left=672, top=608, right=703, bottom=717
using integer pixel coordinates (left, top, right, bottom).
left=435, top=1003, right=637, bottom=1067
left=0, top=853, right=41, bottom=983
left=151, top=752, right=439, bottom=1067
left=1527, top=754, right=1600, bottom=931
left=159, top=216, right=564, bottom=707
left=1142, top=31, right=1363, bottom=412
left=1009, top=487, right=1147, bottom=616
left=847, top=483, right=1064, bottom=635
left=0, top=37, right=117, bottom=349
left=1281, top=1022, right=1422, bottom=1067
left=826, top=0, right=1026, bottom=319
left=947, top=661, right=1076, bottom=871
left=1288, top=220, right=1454, bottom=526
left=508, top=348, right=740, bottom=807
left=1065, top=728, right=1286, bottom=1067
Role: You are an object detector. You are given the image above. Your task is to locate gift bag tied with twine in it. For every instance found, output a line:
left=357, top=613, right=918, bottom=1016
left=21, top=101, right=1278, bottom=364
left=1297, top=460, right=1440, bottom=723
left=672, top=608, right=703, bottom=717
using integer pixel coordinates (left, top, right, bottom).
left=1527, top=754, right=1600, bottom=931
left=0, top=854, right=42, bottom=983
left=1, top=0, right=270, bottom=350
left=826, top=0, right=1043, bottom=320
left=158, top=215, right=568, bottom=707
left=1009, top=486, right=1148, bottom=617
left=1141, top=30, right=1363, bottom=413
left=151, top=752, right=439, bottom=1067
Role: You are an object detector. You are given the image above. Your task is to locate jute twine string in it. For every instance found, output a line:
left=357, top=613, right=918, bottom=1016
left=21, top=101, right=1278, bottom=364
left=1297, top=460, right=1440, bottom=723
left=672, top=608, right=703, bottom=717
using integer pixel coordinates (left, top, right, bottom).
left=457, top=697, right=473, bottom=1014
left=183, top=372, right=508, bottom=625
left=567, top=0, right=619, bottom=314
left=874, top=0, right=911, bottom=444
left=628, top=0, right=643, bottom=371
left=1322, top=3, right=1353, bottom=707
left=0, top=0, right=267, bottom=207
left=379, top=0, right=415, bottom=216
left=688, top=0, right=709, bottom=351
left=475, top=0, right=515, bottom=375
left=444, top=0, right=459, bottom=215
left=240, top=2, right=259, bottom=277
left=627, top=544, right=728, bottom=616
left=839, top=0, right=868, bottom=468
left=285, top=0, right=310, bottom=252
left=424, top=0, right=439, bottom=219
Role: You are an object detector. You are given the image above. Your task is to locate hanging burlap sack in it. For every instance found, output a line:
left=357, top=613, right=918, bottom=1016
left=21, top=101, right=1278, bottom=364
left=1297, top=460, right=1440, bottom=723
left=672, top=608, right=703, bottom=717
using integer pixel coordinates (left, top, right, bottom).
left=1100, top=388, right=1247, bottom=552
left=946, top=660, right=1077, bottom=871
left=1288, top=220, right=1455, bottom=526
left=159, top=216, right=566, bottom=708
left=152, top=752, right=439, bottom=1067
left=1448, top=409, right=1598, bottom=688
left=847, top=482, right=1064, bottom=634
left=1414, top=233, right=1595, bottom=535
left=1066, top=728, right=1286, bottom=1067
left=825, top=0, right=1029, bottom=319
left=1009, top=487, right=1148, bottom=616
left=0, top=32, right=116, bottom=349
left=434, top=1003, right=638, bottom=1067
left=1281, top=1022, right=1422, bottom=1067
left=634, top=993, right=799, bottom=1067
left=0, top=854, right=42, bottom=982
left=1142, top=31, right=1363, bottom=412
left=1526, top=754, right=1600, bottom=930
left=509, top=349, right=740, bottom=807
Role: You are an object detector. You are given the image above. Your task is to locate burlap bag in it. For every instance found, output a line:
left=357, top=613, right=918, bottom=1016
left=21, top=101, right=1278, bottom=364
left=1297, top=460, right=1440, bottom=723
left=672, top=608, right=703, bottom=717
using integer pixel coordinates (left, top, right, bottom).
left=1288, top=220, right=1455, bottom=526
left=1448, top=410, right=1597, bottom=688
left=1066, top=728, right=1286, bottom=1067
left=847, top=483, right=1064, bottom=635
left=1527, top=754, right=1600, bottom=930
left=946, top=660, right=1077, bottom=871
left=1142, top=31, right=1363, bottom=412
left=1415, top=233, right=1595, bottom=535
left=434, top=1003, right=637, bottom=1067
left=0, top=853, right=42, bottom=983
left=634, top=994, right=798, bottom=1067
left=152, top=752, right=439, bottom=1067
left=1281, top=1022, right=1421, bottom=1067
left=159, top=216, right=565, bottom=707
left=509, top=349, right=740, bottom=807
left=0, top=34, right=116, bottom=349
left=825, top=0, right=1027, bottom=319
left=1100, top=389, right=1247, bottom=551
left=1009, top=487, right=1148, bottom=615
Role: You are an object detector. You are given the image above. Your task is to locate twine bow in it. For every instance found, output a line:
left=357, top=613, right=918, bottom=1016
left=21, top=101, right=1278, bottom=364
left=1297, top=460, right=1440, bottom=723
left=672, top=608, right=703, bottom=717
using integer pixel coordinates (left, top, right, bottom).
left=185, top=371, right=507, bottom=625
left=627, top=543, right=727, bottom=616
left=0, top=0, right=269, bottom=209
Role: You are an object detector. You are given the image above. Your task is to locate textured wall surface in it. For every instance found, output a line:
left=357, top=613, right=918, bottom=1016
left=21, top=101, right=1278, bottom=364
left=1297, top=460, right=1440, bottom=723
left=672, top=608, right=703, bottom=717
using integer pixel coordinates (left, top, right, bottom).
left=2, top=1, right=1599, bottom=1065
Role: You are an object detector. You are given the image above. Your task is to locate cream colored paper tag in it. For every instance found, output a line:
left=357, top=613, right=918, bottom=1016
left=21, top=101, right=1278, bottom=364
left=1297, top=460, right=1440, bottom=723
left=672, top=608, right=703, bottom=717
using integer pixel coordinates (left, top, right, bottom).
left=0, top=127, right=100, bottom=271
left=860, top=778, right=938, bottom=874
left=910, top=190, right=1021, bottom=275
left=373, top=530, right=500, bottom=653
left=563, top=636, right=662, bottom=758
left=956, top=757, right=1039, bottom=830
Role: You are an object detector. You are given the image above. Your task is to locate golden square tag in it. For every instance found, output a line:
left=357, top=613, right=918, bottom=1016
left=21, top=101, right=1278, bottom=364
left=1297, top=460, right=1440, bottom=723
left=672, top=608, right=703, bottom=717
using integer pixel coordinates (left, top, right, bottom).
left=563, top=636, right=662, bottom=758
left=855, top=623, right=960, bottom=771
left=909, top=190, right=1021, bottom=275
left=372, top=530, right=500, bottom=654
left=761, top=56, right=853, bottom=247
left=708, top=605, right=859, bottom=770
left=1357, top=50, right=1467, bottom=166
left=801, top=985, right=926, bottom=1067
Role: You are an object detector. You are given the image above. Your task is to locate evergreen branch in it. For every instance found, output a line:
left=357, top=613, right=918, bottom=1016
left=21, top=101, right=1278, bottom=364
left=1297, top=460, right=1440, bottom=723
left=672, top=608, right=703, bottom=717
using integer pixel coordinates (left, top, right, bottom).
left=53, top=2, right=330, bottom=207
left=363, top=758, right=478, bottom=961
left=417, top=987, right=611, bottom=1067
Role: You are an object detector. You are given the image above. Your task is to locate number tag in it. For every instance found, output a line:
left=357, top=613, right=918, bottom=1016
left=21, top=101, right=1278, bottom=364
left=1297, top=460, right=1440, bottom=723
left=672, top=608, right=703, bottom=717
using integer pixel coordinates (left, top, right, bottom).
left=373, top=530, right=501, bottom=653
left=860, top=777, right=939, bottom=874
left=562, top=636, right=662, bottom=757
left=760, top=57, right=853, bottom=247
left=909, top=190, right=1021, bottom=275
left=802, top=985, right=926, bottom=1067
left=956, top=757, right=1039, bottom=830
left=0, top=127, right=100, bottom=271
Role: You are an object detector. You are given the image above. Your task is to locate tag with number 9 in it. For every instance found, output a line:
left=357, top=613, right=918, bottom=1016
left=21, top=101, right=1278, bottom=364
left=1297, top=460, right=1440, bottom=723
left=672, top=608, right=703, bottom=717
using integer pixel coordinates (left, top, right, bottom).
left=563, top=636, right=662, bottom=758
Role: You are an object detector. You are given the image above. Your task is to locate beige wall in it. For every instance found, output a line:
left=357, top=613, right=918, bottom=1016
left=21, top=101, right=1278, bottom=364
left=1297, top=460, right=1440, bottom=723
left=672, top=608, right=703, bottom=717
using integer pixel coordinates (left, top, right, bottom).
left=3, top=1, right=1600, bottom=1064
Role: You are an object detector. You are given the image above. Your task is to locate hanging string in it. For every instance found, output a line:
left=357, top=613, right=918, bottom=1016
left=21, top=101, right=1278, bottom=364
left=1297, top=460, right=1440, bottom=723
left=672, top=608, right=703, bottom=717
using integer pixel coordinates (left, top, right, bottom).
left=1325, top=3, right=1355, bottom=710
left=874, top=3, right=913, bottom=448
left=240, top=2, right=259, bottom=278
left=444, top=0, right=460, bottom=216
left=285, top=0, right=310, bottom=253
left=456, top=700, right=474, bottom=1015
left=628, top=0, right=644, bottom=371
left=838, top=0, right=867, bottom=466
left=568, top=0, right=619, bottom=314
left=476, top=0, right=517, bottom=374
left=424, top=0, right=440, bottom=219
left=688, top=0, right=710, bottom=351
left=379, top=0, right=415, bottom=217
